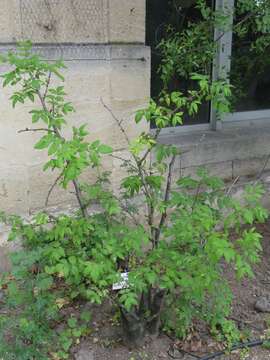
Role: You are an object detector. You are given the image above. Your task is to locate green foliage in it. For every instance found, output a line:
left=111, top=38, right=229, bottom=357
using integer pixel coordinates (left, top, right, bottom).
left=156, top=0, right=232, bottom=101
left=157, top=0, right=270, bottom=112
left=135, top=78, right=231, bottom=129
left=0, top=232, right=92, bottom=360
left=0, top=28, right=268, bottom=358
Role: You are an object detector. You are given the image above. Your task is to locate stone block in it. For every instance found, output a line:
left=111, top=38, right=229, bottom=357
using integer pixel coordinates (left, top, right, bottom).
left=28, top=164, right=77, bottom=213
left=0, top=0, right=15, bottom=42
left=4, top=0, right=108, bottom=44
left=181, top=160, right=233, bottom=181
left=160, top=126, right=270, bottom=169
left=108, top=0, right=145, bottom=43
left=233, top=157, right=270, bottom=178
left=110, top=60, right=150, bottom=103
left=0, top=0, right=146, bottom=44
left=0, top=166, right=29, bottom=215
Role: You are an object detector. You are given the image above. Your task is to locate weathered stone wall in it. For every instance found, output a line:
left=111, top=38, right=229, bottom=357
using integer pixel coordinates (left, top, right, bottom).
left=0, top=0, right=145, bottom=44
left=0, top=0, right=149, bottom=270
left=0, top=44, right=150, bottom=215
left=158, top=125, right=270, bottom=188
left=155, top=127, right=270, bottom=201
left=0, top=0, right=148, bottom=217
left=0, top=43, right=150, bottom=267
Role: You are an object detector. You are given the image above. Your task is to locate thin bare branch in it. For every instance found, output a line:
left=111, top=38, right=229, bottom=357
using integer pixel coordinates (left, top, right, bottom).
left=120, top=202, right=140, bottom=226
left=154, top=154, right=176, bottom=246
left=109, top=154, right=139, bottom=177
left=36, top=90, right=50, bottom=115
left=226, top=176, right=240, bottom=196
left=43, top=71, right=52, bottom=100
left=45, top=171, right=63, bottom=207
left=18, top=127, right=56, bottom=134
left=109, top=154, right=129, bottom=163
left=72, top=179, right=88, bottom=217
left=101, top=98, right=158, bottom=240
left=101, top=98, right=130, bottom=145
left=191, top=181, right=202, bottom=212
left=139, top=128, right=161, bottom=166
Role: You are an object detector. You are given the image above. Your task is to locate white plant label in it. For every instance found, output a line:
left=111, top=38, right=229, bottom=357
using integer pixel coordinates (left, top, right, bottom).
left=112, top=272, right=129, bottom=291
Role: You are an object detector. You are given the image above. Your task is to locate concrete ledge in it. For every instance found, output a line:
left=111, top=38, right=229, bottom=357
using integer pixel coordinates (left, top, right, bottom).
left=158, top=125, right=270, bottom=180
left=0, top=44, right=151, bottom=62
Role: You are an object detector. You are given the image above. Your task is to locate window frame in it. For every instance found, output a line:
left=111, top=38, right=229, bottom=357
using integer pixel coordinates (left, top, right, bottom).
left=217, top=0, right=270, bottom=126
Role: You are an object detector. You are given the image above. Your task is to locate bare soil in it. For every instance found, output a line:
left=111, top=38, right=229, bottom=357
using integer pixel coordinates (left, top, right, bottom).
left=72, top=221, right=270, bottom=360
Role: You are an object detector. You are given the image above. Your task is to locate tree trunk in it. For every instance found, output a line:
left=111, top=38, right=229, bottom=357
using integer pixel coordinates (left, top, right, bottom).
left=147, top=289, right=166, bottom=336
left=119, top=288, right=166, bottom=347
left=120, top=307, right=146, bottom=347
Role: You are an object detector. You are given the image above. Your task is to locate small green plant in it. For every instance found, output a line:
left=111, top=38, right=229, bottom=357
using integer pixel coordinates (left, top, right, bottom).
left=0, top=40, right=268, bottom=359
left=0, top=249, right=92, bottom=360
left=239, top=348, right=250, bottom=360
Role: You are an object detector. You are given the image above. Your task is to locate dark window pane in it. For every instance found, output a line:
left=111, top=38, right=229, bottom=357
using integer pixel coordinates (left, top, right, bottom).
left=146, top=0, right=214, bottom=126
left=230, top=1, right=270, bottom=111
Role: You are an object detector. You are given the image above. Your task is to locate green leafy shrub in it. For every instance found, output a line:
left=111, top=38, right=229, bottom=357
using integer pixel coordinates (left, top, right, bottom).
left=0, top=40, right=268, bottom=359
left=0, top=218, right=92, bottom=359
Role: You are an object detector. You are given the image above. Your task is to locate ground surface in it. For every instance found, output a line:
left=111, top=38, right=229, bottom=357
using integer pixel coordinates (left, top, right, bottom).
left=71, top=221, right=270, bottom=360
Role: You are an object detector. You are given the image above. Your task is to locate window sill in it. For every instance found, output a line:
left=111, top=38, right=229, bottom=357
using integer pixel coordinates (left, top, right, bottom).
left=157, top=123, right=270, bottom=180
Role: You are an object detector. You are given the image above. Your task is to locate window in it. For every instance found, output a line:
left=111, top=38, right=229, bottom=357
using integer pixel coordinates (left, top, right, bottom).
left=146, top=0, right=270, bottom=131
left=146, top=0, right=214, bottom=127
left=215, top=0, right=270, bottom=125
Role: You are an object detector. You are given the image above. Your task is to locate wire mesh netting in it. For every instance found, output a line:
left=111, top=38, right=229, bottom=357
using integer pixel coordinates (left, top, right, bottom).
left=17, top=0, right=107, bottom=44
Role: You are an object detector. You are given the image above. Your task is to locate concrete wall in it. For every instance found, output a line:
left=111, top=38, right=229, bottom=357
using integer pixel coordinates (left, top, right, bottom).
left=158, top=125, right=270, bottom=190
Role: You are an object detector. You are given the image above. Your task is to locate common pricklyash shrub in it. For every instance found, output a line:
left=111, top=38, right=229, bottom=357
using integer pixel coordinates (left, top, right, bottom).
left=0, top=41, right=268, bottom=359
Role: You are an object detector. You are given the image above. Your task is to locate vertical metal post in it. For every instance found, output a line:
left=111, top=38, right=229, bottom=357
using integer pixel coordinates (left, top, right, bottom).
left=210, top=0, right=234, bottom=130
